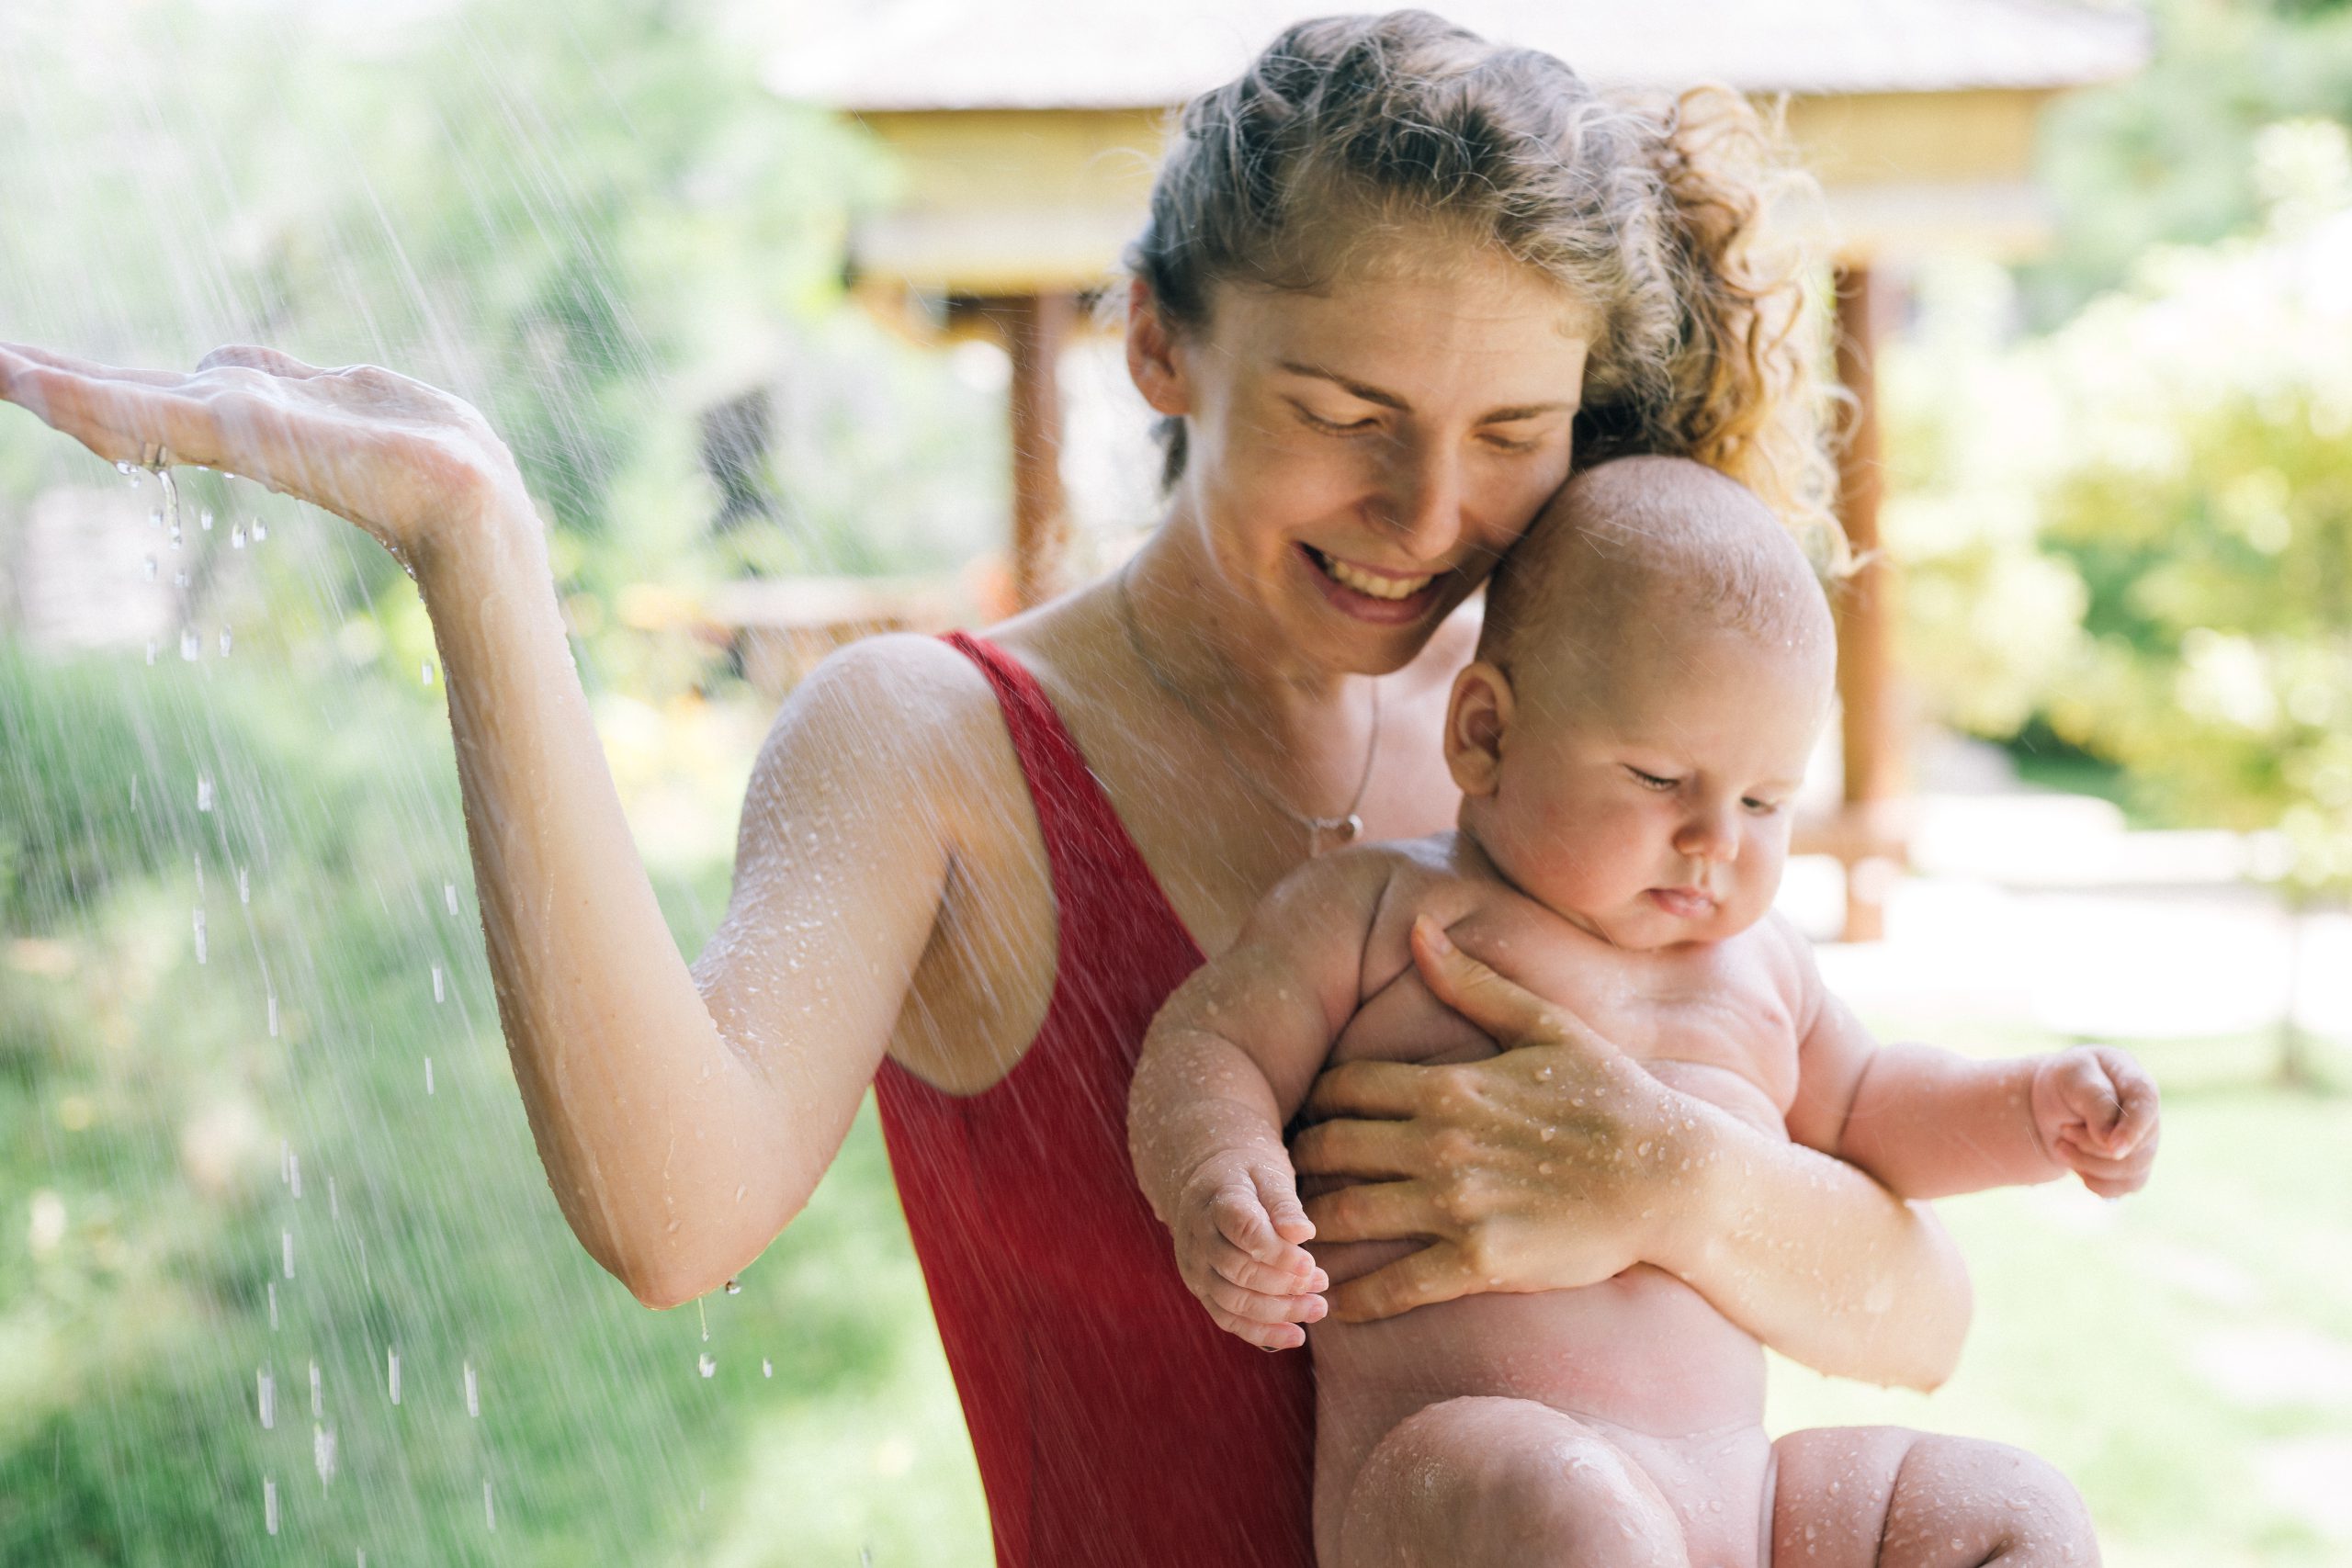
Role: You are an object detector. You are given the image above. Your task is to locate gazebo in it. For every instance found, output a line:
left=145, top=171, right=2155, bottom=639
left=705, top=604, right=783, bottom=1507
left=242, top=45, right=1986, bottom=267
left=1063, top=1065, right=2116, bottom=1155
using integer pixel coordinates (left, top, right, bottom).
left=761, top=0, right=2149, bottom=938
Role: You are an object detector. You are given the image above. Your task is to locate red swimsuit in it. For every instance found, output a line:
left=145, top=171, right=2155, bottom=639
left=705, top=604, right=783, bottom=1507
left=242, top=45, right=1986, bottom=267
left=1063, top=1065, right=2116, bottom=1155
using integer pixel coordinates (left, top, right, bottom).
left=874, top=631, right=1317, bottom=1567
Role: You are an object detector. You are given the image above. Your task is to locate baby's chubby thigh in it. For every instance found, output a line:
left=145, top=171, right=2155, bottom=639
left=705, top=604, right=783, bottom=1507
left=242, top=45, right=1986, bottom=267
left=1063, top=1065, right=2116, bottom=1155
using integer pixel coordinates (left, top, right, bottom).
left=1767, top=1427, right=2098, bottom=1567
left=1325, top=1393, right=1773, bottom=1568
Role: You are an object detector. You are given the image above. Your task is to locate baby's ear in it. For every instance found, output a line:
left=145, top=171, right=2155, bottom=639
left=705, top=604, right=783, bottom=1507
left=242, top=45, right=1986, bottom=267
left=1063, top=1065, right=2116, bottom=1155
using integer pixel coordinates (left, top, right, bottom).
left=1444, top=660, right=1514, bottom=796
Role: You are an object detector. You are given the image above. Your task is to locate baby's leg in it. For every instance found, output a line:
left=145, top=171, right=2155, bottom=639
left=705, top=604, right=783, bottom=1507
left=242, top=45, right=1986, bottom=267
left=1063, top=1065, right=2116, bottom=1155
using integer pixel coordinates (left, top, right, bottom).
left=1769, top=1427, right=2098, bottom=1567
left=1335, top=1395, right=1690, bottom=1568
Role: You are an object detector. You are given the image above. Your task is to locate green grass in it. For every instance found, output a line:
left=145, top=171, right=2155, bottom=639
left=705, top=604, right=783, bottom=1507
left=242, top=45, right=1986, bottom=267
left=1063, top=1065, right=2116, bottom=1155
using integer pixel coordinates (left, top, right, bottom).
left=4, top=637, right=2346, bottom=1564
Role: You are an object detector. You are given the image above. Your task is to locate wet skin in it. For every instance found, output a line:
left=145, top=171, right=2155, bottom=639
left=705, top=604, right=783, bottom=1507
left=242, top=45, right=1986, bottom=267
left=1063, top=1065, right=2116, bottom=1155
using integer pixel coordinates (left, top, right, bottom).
left=1135, top=582, right=2153, bottom=1565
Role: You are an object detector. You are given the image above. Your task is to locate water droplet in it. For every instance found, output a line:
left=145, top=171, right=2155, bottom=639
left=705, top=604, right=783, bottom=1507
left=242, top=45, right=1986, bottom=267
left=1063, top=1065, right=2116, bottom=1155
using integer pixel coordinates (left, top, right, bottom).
left=168, top=523, right=182, bottom=551
left=484, top=1479, right=496, bottom=1531
left=232, top=525, right=246, bottom=549
left=1539, top=1125, right=1555, bottom=1143
left=173, top=568, right=189, bottom=589
left=264, top=1476, right=279, bottom=1536
left=1538, top=1161, right=1555, bottom=1175
left=148, top=508, right=164, bottom=528
left=387, top=1348, right=401, bottom=1404
left=464, top=1360, right=480, bottom=1418
left=258, top=1367, right=276, bottom=1429
left=251, top=520, right=267, bottom=543
left=238, top=866, right=250, bottom=904
left=724, top=1278, right=741, bottom=1295
left=180, top=628, right=200, bottom=661
left=192, top=908, right=208, bottom=964
left=432, top=965, right=446, bottom=1004
left=762, top=1358, right=773, bottom=1379
left=424, top=1057, right=435, bottom=1096
left=422, top=660, right=435, bottom=686
left=199, top=509, right=214, bottom=531
left=697, top=1352, right=717, bottom=1379
left=698, top=1297, right=710, bottom=1342
left=218, top=626, right=232, bottom=658
left=444, top=881, right=459, bottom=916
left=1636, top=1141, right=1654, bottom=1157
left=314, top=1423, right=337, bottom=1486
left=310, top=1360, right=322, bottom=1418
left=115, top=459, right=134, bottom=477
left=282, top=1229, right=294, bottom=1279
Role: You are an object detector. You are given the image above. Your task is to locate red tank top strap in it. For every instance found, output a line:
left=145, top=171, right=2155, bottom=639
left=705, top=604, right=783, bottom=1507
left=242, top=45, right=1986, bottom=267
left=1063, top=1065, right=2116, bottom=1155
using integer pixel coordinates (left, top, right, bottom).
left=938, top=628, right=1204, bottom=982
left=867, top=630, right=1316, bottom=1568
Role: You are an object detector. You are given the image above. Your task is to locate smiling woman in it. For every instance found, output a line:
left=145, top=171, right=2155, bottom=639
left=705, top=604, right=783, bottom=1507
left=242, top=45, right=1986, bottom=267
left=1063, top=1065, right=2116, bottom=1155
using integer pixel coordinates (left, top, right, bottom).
left=1, top=8, right=1970, bottom=1567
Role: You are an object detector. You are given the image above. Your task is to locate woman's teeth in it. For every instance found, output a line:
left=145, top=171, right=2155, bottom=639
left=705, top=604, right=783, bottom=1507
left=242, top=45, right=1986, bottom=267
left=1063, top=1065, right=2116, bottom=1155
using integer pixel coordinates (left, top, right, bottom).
left=1317, top=553, right=1434, bottom=601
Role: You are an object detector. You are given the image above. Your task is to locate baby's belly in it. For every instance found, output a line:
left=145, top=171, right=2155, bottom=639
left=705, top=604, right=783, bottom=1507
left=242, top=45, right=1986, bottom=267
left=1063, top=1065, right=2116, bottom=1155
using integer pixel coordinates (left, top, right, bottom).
left=1308, top=1239, right=1766, bottom=1446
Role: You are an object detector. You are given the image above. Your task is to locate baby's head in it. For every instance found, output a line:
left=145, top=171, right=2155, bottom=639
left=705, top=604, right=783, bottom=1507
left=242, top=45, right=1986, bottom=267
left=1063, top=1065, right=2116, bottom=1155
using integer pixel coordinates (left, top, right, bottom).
left=1446, top=455, right=1836, bottom=949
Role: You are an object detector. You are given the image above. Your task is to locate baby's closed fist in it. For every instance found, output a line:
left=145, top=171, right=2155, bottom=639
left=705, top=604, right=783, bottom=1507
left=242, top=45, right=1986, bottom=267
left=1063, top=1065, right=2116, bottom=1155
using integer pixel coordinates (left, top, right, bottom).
left=2030, top=1045, right=2159, bottom=1198
left=1171, top=1161, right=1329, bottom=1351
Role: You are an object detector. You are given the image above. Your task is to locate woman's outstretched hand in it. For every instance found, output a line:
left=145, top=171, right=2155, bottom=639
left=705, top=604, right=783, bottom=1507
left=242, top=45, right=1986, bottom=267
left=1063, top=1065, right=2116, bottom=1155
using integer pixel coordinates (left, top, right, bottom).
left=0, top=342, right=529, bottom=570
left=1291, top=915, right=1721, bottom=1323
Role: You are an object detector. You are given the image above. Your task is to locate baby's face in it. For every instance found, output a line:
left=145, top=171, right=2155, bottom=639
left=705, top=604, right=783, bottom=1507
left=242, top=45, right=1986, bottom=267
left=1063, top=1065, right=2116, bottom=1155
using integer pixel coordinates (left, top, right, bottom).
left=1465, top=624, right=1830, bottom=951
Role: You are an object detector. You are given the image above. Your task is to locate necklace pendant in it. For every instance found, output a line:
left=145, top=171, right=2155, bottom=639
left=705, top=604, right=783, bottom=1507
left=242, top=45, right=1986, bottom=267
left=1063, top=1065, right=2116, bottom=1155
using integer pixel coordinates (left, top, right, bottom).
left=1309, top=814, right=1364, bottom=856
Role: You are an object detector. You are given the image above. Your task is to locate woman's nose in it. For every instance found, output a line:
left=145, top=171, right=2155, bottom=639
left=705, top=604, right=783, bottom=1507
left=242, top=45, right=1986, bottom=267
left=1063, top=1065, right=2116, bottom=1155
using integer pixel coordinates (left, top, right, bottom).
left=1378, top=440, right=1464, bottom=561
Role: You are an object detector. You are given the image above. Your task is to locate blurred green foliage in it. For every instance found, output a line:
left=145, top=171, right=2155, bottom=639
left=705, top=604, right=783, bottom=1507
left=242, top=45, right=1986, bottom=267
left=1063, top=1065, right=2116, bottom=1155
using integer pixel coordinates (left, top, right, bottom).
left=0, top=637, right=988, bottom=1563
left=2021, top=0, right=2352, bottom=326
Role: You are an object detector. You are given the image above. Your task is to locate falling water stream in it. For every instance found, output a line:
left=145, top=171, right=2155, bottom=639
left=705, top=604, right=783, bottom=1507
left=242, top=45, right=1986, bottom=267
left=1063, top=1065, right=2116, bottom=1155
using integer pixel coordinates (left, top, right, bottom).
left=0, top=0, right=1056, bottom=1560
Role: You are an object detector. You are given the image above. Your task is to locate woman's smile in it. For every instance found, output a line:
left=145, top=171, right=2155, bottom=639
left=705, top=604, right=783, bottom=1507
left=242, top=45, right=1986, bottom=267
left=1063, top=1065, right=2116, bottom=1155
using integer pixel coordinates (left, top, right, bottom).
left=1296, top=542, right=1452, bottom=624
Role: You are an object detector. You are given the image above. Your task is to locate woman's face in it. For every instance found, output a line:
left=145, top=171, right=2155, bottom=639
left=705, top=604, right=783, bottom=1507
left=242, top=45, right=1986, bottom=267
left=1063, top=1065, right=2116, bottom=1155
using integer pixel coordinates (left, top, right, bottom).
left=1132, top=246, right=1594, bottom=674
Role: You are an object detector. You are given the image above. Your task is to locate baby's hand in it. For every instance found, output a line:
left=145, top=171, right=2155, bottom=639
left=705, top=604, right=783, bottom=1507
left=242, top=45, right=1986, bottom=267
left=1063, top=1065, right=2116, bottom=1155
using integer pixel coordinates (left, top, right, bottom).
left=2030, top=1045, right=2159, bottom=1198
left=1170, top=1160, right=1328, bottom=1350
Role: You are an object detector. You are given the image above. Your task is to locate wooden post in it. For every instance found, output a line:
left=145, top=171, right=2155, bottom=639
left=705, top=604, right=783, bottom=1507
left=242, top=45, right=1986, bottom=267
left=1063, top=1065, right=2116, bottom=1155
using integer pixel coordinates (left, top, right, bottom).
left=1832, top=262, right=1906, bottom=942
left=1001, top=291, right=1076, bottom=609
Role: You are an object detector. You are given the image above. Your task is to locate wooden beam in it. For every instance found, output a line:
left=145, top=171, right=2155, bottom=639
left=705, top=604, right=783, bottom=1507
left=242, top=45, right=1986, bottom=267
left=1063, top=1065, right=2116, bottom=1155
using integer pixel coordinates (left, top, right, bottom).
left=1831, top=263, right=1908, bottom=942
left=995, top=291, right=1075, bottom=609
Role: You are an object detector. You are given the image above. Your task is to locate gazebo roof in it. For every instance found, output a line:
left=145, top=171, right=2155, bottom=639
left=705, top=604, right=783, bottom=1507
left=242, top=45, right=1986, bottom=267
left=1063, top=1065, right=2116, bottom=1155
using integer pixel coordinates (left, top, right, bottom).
left=765, top=0, right=2150, bottom=112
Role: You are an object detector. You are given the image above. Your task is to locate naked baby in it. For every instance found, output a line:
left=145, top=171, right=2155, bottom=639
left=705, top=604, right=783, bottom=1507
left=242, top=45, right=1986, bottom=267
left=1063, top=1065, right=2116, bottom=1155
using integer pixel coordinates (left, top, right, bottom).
left=1129, top=456, right=2160, bottom=1568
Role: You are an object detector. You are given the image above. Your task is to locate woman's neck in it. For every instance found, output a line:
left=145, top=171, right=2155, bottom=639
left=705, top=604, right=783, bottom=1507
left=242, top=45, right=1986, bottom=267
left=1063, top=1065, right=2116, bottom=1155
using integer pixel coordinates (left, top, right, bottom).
left=1115, top=521, right=1371, bottom=759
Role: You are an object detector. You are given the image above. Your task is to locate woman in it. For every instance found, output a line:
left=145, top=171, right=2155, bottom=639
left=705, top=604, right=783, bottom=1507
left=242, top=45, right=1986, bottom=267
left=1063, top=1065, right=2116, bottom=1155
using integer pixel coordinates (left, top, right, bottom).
left=0, top=13, right=1979, bottom=1564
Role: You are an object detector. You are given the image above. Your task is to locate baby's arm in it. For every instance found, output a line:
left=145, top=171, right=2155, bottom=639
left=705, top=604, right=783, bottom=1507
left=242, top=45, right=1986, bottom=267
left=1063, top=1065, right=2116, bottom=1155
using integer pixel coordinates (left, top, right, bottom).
left=1129, top=850, right=1396, bottom=1349
left=1779, top=924, right=2159, bottom=1201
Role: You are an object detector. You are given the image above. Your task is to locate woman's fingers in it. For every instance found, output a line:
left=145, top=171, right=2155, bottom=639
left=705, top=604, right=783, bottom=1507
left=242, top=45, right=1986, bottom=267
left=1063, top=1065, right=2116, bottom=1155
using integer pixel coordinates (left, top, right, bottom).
left=197, top=344, right=326, bottom=379
left=1409, top=915, right=1600, bottom=1055
left=1323, top=1243, right=1473, bottom=1323
left=1300, top=1058, right=1430, bottom=1122
left=1300, top=1176, right=1434, bottom=1245
left=1290, top=1115, right=1420, bottom=1179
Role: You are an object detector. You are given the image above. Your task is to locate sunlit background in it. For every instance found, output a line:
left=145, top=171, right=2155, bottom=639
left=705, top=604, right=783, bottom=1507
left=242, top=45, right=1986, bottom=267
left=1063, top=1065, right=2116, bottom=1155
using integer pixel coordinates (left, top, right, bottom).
left=2, top=0, right=2347, bottom=1563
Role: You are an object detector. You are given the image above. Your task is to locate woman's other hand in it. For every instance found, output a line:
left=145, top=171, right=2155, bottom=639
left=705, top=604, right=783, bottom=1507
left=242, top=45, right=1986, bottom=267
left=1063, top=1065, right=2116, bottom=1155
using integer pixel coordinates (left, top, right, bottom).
left=1291, top=915, right=1717, bottom=1323
left=0, top=342, right=530, bottom=570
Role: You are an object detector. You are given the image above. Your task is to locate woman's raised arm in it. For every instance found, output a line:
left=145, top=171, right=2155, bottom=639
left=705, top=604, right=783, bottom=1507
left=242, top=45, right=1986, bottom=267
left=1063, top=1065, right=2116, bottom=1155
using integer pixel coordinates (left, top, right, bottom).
left=1292, top=918, right=1971, bottom=1393
left=0, top=343, right=961, bottom=1309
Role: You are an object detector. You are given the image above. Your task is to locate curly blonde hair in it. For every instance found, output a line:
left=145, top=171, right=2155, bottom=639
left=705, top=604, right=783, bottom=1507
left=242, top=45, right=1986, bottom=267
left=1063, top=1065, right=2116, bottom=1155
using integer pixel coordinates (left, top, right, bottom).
left=1125, top=9, right=1840, bottom=553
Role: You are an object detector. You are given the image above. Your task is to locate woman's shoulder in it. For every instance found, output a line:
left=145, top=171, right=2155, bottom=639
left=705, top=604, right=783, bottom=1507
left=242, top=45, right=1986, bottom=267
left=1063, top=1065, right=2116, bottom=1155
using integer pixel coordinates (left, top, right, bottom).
left=764, top=632, right=1033, bottom=820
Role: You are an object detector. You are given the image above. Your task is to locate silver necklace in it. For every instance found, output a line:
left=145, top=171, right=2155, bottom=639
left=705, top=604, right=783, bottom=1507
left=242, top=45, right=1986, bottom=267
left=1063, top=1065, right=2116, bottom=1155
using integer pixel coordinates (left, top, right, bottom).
left=1115, top=559, right=1381, bottom=855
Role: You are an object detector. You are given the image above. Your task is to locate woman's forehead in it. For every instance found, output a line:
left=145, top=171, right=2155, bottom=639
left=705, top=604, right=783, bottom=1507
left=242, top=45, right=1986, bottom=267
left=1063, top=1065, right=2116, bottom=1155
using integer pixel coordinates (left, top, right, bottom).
left=1211, top=260, right=1594, bottom=393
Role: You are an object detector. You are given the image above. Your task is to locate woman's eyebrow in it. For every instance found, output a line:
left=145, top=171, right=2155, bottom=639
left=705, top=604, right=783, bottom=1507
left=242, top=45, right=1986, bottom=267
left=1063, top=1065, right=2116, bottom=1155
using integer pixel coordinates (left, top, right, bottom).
left=1275, top=359, right=1575, bottom=422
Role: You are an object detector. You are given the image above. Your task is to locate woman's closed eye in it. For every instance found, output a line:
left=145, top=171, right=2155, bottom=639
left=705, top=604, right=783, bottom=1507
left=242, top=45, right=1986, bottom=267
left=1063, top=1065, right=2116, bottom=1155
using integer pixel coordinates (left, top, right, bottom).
left=1295, top=404, right=1378, bottom=435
